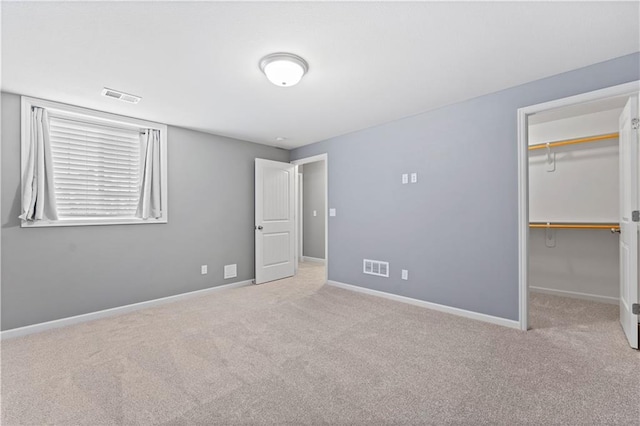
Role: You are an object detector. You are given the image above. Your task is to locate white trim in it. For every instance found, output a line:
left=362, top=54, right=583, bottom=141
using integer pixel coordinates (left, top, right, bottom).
left=20, top=96, right=169, bottom=228
left=303, top=256, right=325, bottom=264
left=294, top=167, right=300, bottom=273
left=327, top=280, right=520, bottom=329
left=530, top=286, right=618, bottom=305
left=1, top=279, right=253, bottom=340
left=517, top=105, right=530, bottom=331
left=21, top=218, right=167, bottom=228
left=291, top=153, right=327, bottom=165
left=291, top=153, right=329, bottom=284
left=298, top=172, right=304, bottom=264
left=517, top=80, right=640, bottom=332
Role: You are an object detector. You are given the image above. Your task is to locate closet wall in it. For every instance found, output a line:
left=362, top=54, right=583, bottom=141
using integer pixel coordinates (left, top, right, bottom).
left=528, top=106, right=623, bottom=303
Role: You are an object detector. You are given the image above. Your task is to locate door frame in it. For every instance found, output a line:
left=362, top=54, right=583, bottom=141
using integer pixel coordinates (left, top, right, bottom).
left=517, top=80, right=640, bottom=331
left=297, top=172, right=304, bottom=264
left=291, top=153, right=329, bottom=283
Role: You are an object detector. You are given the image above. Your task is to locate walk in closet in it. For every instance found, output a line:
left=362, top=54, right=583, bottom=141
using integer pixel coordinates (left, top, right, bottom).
left=528, top=98, right=627, bottom=306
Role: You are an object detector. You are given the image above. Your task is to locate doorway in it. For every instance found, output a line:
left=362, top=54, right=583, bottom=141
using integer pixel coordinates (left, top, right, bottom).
left=292, top=154, right=329, bottom=284
left=254, top=154, right=329, bottom=285
left=517, top=81, right=640, bottom=349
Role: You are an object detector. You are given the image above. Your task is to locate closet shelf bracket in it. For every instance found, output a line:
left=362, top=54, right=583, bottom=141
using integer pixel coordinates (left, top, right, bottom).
left=546, top=143, right=555, bottom=172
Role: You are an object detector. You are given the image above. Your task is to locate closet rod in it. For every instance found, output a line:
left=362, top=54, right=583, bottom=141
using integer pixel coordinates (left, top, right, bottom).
left=528, top=132, right=618, bottom=151
left=529, top=222, right=620, bottom=230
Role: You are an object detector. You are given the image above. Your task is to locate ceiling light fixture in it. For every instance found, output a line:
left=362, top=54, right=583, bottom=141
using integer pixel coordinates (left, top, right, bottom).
left=259, top=53, right=308, bottom=87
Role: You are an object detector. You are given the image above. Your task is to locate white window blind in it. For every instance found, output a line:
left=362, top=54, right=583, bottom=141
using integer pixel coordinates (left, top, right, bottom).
left=49, top=116, right=142, bottom=218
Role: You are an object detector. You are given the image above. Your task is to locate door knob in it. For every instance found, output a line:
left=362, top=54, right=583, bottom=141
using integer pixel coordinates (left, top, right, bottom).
left=256, top=225, right=263, bottom=230
left=611, top=228, right=621, bottom=234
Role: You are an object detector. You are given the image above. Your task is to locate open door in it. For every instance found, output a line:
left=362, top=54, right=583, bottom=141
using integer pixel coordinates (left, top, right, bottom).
left=255, top=158, right=295, bottom=284
left=618, top=94, right=639, bottom=349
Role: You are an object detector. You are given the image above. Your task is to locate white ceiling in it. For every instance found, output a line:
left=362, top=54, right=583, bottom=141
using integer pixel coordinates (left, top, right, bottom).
left=2, top=1, right=639, bottom=149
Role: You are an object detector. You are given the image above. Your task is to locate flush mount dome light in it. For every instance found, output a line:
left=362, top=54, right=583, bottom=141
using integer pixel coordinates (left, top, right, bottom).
left=259, top=53, right=309, bottom=87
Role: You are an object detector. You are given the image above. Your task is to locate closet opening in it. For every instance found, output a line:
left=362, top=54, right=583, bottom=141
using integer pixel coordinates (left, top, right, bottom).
left=517, top=81, right=640, bottom=350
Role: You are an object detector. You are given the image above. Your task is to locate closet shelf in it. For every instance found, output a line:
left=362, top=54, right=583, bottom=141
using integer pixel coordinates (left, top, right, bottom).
left=529, top=222, right=619, bottom=231
left=528, top=132, right=618, bottom=151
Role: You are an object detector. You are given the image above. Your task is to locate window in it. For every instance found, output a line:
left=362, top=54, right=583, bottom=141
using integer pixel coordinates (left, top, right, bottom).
left=20, top=97, right=168, bottom=227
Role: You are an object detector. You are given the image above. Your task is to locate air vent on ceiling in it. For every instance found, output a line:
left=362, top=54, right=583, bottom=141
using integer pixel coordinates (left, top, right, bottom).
left=363, top=259, right=389, bottom=278
left=101, top=88, right=141, bottom=104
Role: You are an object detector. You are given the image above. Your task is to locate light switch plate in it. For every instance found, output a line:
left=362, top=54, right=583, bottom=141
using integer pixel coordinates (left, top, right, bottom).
left=313, top=210, right=317, bottom=217
left=402, top=174, right=408, bottom=184
left=401, top=269, right=408, bottom=280
left=201, top=265, right=208, bottom=275
left=329, top=208, right=336, bottom=217
left=410, top=173, right=418, bottom=183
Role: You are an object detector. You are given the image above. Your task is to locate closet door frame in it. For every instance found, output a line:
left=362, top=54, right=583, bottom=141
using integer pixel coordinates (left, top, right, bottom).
left=516, top=80, right=640, bottom=332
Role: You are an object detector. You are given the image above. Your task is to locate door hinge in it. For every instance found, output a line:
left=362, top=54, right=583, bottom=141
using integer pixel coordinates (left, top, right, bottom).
left=633, top=211, right=640, bottom=222
left=632, top=304, right=640, bottom=315
left=632, top=118, right=640, bottom=130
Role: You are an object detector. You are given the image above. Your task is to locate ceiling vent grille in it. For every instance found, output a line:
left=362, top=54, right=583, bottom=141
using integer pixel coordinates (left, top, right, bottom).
left=363, top=259, right=389, bottom=277
left=101, top=88, right=141, bottom=104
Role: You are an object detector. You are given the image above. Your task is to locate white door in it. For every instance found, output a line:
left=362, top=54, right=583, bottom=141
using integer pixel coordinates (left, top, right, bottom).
left=255, top=159, right=295, bottom=284
left=618, top=94, right=639, bottom=349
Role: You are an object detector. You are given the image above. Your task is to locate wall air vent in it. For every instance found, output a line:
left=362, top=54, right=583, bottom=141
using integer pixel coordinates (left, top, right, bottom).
left=101, top=88, right=141, bottom=104
left=363, top=259, right=389, bottom=278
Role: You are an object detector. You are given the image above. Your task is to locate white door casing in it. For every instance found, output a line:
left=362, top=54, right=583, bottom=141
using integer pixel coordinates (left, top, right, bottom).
left=291, top=153, right=329, bottom=285
left=298, top=172, right=304, bottom=263
left=618, top=94, right=639, bottom=349
left=255, top=159, right=295, bottom=284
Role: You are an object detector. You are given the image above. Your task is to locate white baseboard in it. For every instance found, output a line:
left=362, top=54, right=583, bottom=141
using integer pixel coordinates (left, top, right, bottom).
left=529, top=286, right=618, bottom=305
left=327, top=280, right=520, bottom=329
left=303, top=256, right=325, bottom=264
left=1, top=279, right=254, bottom=340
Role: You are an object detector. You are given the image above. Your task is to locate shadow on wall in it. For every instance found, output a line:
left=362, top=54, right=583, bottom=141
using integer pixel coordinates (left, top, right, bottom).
left=4, top=188, right=21, bottom=229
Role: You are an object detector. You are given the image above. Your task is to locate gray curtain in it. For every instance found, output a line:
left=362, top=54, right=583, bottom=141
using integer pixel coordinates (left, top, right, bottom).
left=19, top=107, right=58, bottom=221
left=136, top=129, right=162, bottom=219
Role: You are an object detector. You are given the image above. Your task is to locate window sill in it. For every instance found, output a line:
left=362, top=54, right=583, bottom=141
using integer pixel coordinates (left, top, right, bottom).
left=20, top=217, right=168, bottom=228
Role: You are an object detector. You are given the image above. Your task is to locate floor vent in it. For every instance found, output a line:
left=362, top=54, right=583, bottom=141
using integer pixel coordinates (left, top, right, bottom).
left=363, top=259, right=389, bottom=277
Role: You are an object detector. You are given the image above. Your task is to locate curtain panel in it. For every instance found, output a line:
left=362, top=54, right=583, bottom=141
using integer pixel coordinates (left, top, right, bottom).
left=136, top=129, right=162, bottom=219
left=19, top=107, right=58, bottom=221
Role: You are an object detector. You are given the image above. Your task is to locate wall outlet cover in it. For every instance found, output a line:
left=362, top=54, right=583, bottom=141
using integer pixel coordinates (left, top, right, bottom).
left=201, top=265, right=208, bottom=275
left=402, top=174, right=408, bottom=184
left=401, top=269, right=408, bottom=280
left=410, top=173, right=418, bottom=183
left=329, top=208, right=336, bottom=217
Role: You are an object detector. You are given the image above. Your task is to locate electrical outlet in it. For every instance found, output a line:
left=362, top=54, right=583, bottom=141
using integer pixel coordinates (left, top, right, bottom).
left=201, top=265, right=208, bottom=275
left=401, top=269, right=408, bottom=280
left=402, top=173, right=408, bottom=184
left=313, top=210, right=317, bottom=217
left=410, top=173, right=418, bottom=183
left=329, top=208, right=336, bottom=217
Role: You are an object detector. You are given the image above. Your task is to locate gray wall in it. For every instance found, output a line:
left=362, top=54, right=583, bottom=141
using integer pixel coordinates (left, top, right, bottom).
left=1, top=92, right=289, bottom=330
left=291, top=53, right=640, bottom=321
left=302, top=161, right=325, bottom=259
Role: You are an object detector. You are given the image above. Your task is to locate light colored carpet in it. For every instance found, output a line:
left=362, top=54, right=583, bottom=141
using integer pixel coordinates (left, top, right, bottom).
left=2, top=263, right=639, bottom=425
